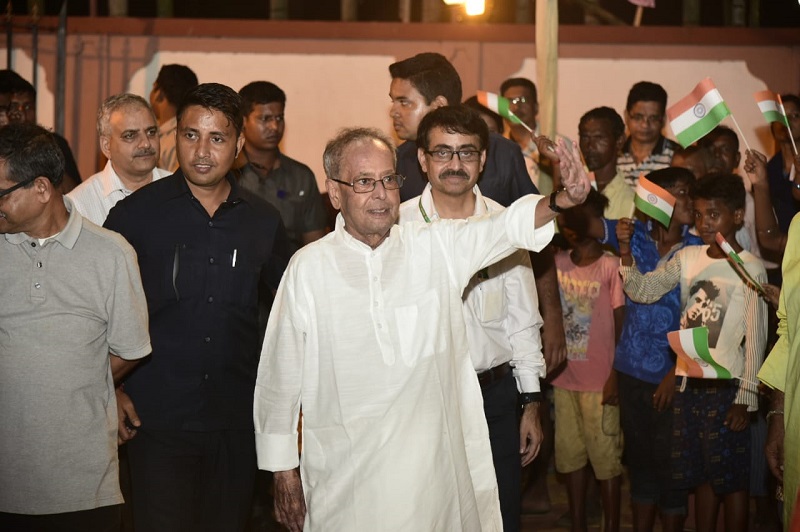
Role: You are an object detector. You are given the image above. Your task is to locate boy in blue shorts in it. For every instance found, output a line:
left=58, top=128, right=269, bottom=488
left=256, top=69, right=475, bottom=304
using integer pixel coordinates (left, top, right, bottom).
left=619, top=173, right=768, bottom=532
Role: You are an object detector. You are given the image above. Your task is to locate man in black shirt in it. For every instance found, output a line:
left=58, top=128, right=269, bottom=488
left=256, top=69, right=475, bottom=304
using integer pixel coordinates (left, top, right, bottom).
left=105, top=83, right=290, bottom=531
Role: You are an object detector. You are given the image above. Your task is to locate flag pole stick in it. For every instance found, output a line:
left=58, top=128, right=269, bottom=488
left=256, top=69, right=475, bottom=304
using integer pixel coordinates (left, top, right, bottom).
left=778, top=95, right=799, bottom=156
left=728, top=113, right=752, bottom=153
left=633, top=6, right=643, bottom=26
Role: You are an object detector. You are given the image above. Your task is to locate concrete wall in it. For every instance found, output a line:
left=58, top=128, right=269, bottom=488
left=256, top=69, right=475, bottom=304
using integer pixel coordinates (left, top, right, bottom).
left=4, top=18, right=800, bottom=188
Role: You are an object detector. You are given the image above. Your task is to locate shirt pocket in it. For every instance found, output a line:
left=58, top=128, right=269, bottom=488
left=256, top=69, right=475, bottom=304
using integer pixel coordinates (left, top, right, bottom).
left=394, top=290, right=441, bottom=367
left=476, top=283, right=507, bottom=323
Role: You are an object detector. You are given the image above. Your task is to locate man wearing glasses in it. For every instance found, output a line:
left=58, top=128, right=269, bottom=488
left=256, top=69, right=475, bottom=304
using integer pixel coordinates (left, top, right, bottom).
left=254, top=125, right=590, bottom=531
left=617, top=81, right=678, bottom=189
left=398, top=105, right=546, bottom=532
left=0, top=123, right=151, bottom=530
left=500, top=77, right=556, bottom=197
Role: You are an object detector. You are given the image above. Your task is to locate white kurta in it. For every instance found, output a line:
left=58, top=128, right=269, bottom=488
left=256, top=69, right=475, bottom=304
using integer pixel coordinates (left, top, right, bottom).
left=254, top=194, right=553, bottom=531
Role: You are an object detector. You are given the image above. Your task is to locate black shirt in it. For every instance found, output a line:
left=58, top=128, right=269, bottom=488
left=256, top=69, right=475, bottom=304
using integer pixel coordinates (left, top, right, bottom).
left=104, top=171, right=290, bottom=431
left=398, top=132, right=539, bottom=206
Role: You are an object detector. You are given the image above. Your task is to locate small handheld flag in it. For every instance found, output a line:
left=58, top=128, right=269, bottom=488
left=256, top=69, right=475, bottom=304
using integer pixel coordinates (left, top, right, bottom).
left=587, top=171, right=597, bottom=191
left=714, top=232, right=766, bottom=295
left=754, top=90, right=790, bottom=127
left=778, top=95, right=799, bottom=156
left=634, top=175, right=675, bottom=227
left=669, top=327, right=732, bottom=380
left=476, top=91, right=531, bottom=132
left=667, top=78, right=731, bottom=148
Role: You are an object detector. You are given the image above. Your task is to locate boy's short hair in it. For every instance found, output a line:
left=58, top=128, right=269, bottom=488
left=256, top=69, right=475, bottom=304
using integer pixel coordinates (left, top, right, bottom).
left=626, top=81, right=668, bottom=114
left=499, top=77, right=537, bottom=102
left=559, top=189, right=608, bottom=238
left=579, top=106, right=625, bottom=139
left=646, top=166, right=695, bottom=190
left=690, top=173, right=745, bottom=212
left=700, top=124, right=739, bottom=151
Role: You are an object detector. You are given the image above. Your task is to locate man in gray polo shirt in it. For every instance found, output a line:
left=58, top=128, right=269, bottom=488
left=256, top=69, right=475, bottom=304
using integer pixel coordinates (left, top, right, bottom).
left=0, top=123, right=151, bottom=530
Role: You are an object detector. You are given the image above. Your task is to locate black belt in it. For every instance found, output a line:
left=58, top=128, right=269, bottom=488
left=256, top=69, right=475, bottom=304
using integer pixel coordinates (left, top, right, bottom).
left=477, top=362, right=510, bottom=389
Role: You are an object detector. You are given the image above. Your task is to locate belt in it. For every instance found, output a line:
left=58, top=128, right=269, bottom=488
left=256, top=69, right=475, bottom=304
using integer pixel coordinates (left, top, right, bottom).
left=477, top=362, right=510, bottom=389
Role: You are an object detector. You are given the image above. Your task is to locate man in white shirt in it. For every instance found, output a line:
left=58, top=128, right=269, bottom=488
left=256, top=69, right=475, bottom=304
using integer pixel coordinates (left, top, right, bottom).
left=398, top=105, right=545, bottom=532
left=254, top=125, right=590, bottom=531
left=68, top=94, right=171, bottom=225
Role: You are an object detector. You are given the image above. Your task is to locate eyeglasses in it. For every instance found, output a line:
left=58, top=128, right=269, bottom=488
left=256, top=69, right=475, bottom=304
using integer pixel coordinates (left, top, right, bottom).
left=629, top=113, right=663, bottom=125
left=509, top=96, right=527, bottom=105
left=0, top=175, right=37, bottom=198
left=330, top=174, right=405, bottom=193
left=424, top=149, right=481, bottom=163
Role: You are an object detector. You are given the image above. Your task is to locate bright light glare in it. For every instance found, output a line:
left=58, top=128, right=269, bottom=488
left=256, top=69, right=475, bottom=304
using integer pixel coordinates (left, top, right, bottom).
left=465, top=0, right=485, bottom=15
left=442, top=0, right=465, bottom=4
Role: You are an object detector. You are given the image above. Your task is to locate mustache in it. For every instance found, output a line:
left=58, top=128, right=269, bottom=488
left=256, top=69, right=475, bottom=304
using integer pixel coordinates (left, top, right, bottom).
left=134, top=149, right=156, bottom=157
left=439, top=169, right=470, bottom=179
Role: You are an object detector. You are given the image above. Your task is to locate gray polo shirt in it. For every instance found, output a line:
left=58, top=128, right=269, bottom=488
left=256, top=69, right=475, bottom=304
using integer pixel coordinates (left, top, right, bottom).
left=0, top=197, right=151, bottom=515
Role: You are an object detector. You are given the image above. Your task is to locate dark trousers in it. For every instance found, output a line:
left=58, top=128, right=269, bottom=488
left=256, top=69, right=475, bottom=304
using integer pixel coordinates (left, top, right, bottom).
left=482, top=369, right=521, bottom=532
left=0, top=505, right=121, bottom=532
left=126, top=429, right=257, bottom=532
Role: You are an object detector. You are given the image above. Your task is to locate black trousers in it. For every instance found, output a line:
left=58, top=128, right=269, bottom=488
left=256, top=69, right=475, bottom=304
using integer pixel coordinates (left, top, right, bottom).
left=482, top=369, right=521, bottom=532
left=0, top=505, right=121, bottom=532
left=126, top=429, right=257, bottom=532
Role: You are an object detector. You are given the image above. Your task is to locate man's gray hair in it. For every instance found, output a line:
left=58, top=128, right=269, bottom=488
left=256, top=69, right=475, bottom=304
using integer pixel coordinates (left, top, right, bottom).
left=96, top=93, right=156, bottom=138
left=323, top=127, right=396, bottom=181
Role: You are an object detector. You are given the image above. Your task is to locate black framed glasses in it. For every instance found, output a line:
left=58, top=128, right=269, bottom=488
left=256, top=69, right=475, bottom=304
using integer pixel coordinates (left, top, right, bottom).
left=0, top=175, right=37, bottom=199
left=424, top=149, right=481, bottom=163
left=330, top=174, right=405, bottom=193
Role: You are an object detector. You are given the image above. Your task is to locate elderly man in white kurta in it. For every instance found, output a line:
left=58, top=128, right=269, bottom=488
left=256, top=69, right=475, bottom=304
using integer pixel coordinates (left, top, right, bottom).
left=254, top=127, right=590, bottom=531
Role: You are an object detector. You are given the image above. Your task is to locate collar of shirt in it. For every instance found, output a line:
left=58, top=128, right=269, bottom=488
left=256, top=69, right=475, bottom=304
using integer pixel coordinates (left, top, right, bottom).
left=99, top=160, right=168, bottom=199
left=416, top=183, right=488, bottom=222
left=5, top=196, right=83, bottom=249
left=621, top=134, right=668, bottom=157
left=159, top=116, right=177, bottom=136
left=159, top=169, right=247, bottom=208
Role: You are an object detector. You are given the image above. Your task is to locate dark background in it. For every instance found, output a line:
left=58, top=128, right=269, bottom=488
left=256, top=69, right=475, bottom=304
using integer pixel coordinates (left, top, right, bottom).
left=10, top=0, right=800, bottom=27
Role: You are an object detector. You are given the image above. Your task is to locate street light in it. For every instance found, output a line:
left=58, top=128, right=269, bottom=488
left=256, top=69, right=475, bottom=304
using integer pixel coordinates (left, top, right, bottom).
left=442, top=0, right=486, bottom=16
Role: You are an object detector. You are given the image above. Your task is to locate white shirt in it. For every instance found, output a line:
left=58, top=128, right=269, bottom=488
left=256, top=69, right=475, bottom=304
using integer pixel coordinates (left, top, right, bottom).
left=254, top=194, right=553, bottom=531
left=158, top=116, right=178, bottom=172
left=67, top=161, right=172, bottom=226
left=399, top=184, right=545, bottom=393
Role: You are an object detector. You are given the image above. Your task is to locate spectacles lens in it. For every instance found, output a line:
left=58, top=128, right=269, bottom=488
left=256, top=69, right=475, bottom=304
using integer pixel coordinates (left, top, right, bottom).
left=458, top=151, right=479, bottom=162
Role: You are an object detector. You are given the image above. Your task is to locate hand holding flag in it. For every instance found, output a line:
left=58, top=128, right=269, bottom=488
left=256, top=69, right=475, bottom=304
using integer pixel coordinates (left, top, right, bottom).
left=714, top=232, right=766, bottom=295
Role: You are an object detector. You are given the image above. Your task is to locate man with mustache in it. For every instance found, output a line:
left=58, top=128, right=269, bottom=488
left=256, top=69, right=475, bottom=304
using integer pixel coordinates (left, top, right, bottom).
left=104, top=83, right=290, bottom=531
left=398, top=105, right=546, bottom=532
left=235, top=81, right=328, bottom=255
left=69, top=94, right=171, bottom=226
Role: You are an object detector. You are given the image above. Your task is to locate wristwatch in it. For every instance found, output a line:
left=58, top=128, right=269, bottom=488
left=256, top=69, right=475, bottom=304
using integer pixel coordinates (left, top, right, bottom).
left=548, top=187, right=566, bottom=214
left=520, top=392, right=543, bottom=405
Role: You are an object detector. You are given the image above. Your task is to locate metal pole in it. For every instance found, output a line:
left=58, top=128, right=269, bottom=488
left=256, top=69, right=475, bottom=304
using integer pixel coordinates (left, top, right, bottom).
left=341, top=0, right=357, bottom=21
left=399, top=0, right=411, bottom=23
left=55, top=1, right=66, bottom=136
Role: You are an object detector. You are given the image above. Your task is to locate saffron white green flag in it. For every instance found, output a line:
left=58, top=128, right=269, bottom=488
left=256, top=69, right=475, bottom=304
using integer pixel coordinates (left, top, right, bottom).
left=476, top=91, right=524, bottom=126
left=668, top=327, right=732, bottom=380
left=714, top=232, right=766, bottom=295
left=667, top=78, right=731, bottom=148
left=754, top=90, right=790, bottom=127
left=634, top=175, right=675, bottom=228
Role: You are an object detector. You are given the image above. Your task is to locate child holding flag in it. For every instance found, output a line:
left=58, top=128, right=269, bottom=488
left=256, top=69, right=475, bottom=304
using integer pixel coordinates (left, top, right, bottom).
left=553, top=190, right=626, bottom=532
left=619, top=173, right=768, bottom=532
left=599, top=167, right=701, bottom=531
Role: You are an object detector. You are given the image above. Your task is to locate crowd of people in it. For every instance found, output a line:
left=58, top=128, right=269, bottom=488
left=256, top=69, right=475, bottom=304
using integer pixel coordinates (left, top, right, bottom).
left=0, top=51, right=798, bottom=532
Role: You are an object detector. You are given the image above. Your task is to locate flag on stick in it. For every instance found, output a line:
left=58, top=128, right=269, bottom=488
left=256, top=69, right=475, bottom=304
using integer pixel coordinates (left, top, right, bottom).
left=667, top=78, right=731, bottom=148
left=714, top=232, right=766, bottom=295
left=778, top=95, right=799, bottom=156
left=476, top=91, right=530, bottom=131
left=669, top=327, right=732, bottom=380
left=754, top=90, right=790, bottom=127
left=634, top=174, right=675, bottom=227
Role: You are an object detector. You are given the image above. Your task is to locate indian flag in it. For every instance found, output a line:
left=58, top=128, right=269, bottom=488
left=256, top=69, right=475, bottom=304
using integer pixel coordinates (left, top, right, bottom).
left=669, top=327, right=732, bottom=380
left=715, top=232, right=766, bottom=294
left=634, top=175, right=675, bottom=228
left=476, top=91, right=524, bottom=126
left=588, top=171, right=597, bottom=190
left=667, top=78, right=731, bottom=148
left=754, top=90, right=789, bottom=127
